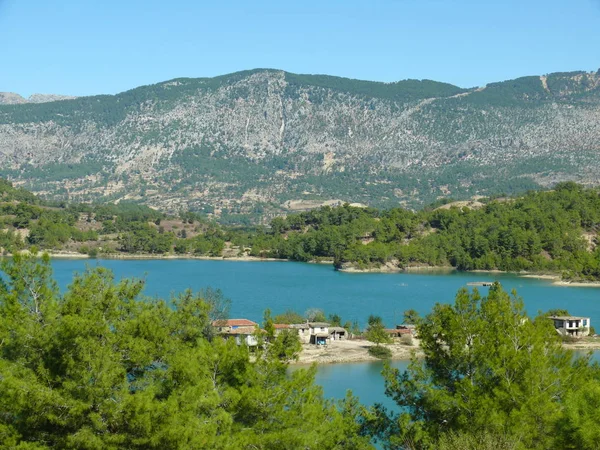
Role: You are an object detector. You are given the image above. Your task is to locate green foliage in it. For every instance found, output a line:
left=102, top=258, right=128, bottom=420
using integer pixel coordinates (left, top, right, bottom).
left=365, top=316, right=392, bottom=347
left=304, top=308, right=327, bottom=322
left=118, top=223, right=174, bottom=253
left=368, top=345, right=392, bottom=359
left=0, top=253, right=372, bottom=449
left=273, top=309, right=306, bottom=324
left=403, top=309, right=420, bottom=325
left=257, top=185, right=600, bottom=281
left=367, top=283, right=593, bottom=449
left=285, top=72, right=467, bottom=103
left=267, top=329, right=302, bottom=362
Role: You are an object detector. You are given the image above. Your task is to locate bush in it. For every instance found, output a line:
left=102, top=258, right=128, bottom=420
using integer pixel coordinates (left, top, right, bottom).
left=368, top=345, right=392, bottom=359
left=400, top=334, right=414, bottom=346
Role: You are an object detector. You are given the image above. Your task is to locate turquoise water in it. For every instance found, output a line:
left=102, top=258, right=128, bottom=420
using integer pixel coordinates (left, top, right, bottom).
left=306, top=359, right=409, bottom=408
left=46, top=259, right=599, bottom=407
left=49, top=259, right=600, bottom=329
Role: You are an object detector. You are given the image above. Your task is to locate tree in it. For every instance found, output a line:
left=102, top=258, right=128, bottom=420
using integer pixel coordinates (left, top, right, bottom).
left=305, top=308, right=327, bottom=322
left=365, top=315, right=392, bottom=347
left=369, top=283, right=590, bottom=449
left=402, top=308, right=420, bottom=325
left=263, top=308, right=275, bottom=341
left=0, top=253, right=372, bottom=449
left=274, top=309, right=305, bottom=324
left=329, top=313, right=342, bottom=326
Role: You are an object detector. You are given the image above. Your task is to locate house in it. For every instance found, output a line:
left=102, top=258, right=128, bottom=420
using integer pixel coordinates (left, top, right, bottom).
left=329, top=326, right=347, bottom=341
left=212, top=319, right=259, bottom=347
left=396, top=324, right=417, bottom=336
left=308, top=322, right=330, bottom=345
left=212, top=318, right=257, bottom=333
left=273, top=323, right=291, bottom=333
left=289, top=323, right=311, bottom=343
left=385, top=328, right=412, bottom=338
left=549, top=316, right=591, bottom=337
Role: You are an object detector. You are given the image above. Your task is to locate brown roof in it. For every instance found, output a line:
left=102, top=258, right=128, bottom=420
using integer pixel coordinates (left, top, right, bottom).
left=224, top=326, right=259, bottom=335
left=212, top=319, right=257, bottom=327
left=274, top=324, right=291, bottom=329
left=386, top=328, right=412, bottom=335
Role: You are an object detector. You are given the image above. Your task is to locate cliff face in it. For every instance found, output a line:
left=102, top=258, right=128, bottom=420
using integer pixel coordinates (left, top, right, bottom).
left=0, top=69, right=599, bottom=221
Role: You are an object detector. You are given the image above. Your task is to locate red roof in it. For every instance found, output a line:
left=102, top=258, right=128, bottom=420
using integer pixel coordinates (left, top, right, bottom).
left=213, top=319, right=257, bottom=327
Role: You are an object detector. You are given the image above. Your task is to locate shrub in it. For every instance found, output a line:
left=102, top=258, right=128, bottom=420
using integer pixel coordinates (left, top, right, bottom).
left=400, top=334, right=414, bottom=346
left=368, top=345, right=392, bottom=359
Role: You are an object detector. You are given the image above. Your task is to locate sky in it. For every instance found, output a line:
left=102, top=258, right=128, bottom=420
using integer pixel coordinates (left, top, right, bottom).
left=1, top=0, right=599, bottom=97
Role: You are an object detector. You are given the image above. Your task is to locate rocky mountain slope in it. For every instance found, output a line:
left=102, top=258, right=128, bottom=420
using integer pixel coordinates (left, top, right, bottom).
left=0, top=92, right=76, bottom=105
left=1, top=69, right=599, bottom=222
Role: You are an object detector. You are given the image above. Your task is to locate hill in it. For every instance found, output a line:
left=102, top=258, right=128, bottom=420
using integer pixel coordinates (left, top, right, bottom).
left=1, top=69, right=600, bottom=222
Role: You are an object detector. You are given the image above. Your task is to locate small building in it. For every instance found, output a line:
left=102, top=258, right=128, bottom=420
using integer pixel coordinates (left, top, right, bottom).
left=329, top=326, right=347, bottom=341
left=308, top=322, right=330, bottom=345
left=273, top=323, right=291, bottom=334
left=212, top=318, right=257, bottom=333
left=212, top=319, right=259, bottom=347
left=549, top=316, right=591, bottom=338
left=385, top=328, right=413, bottom=338
left=396, top=324, right=417, bottom=336
left=289, top=323, right=311, bottom=343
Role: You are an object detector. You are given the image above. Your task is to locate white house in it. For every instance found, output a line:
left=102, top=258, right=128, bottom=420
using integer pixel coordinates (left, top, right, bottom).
left=308, top=322, right=330, bottom=345
left=549, top=316, right=591, bottom=337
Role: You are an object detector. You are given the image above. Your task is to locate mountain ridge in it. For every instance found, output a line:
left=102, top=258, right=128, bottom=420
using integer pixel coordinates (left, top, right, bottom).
left=0, top=92, right=77, bottom=105
left=1, top=68, right=599, bottom=223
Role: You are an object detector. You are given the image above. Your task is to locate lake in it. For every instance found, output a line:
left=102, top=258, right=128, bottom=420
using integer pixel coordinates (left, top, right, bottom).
left=49, top=259, right=600, bottom=329
left=45, top=259, right=600, bottom=405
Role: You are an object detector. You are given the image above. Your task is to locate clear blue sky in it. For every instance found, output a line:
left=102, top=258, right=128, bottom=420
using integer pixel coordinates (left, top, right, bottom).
left=1, top=0, right=599, bottom=97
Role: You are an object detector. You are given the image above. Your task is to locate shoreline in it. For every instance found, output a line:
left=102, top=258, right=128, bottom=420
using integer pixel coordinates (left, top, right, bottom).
left=290, top=339, right=423, bottom=365
left=289, top=337, right=600, bottom=366
left=8, top=252, right=600, bottom=287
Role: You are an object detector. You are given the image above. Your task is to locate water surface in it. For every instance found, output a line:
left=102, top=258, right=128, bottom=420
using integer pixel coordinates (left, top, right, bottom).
left=49, top=259, right=600, bottom=329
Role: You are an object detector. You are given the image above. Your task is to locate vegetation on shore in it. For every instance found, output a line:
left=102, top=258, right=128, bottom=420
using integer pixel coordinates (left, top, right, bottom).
left=0, top=253, right=370, bottom=449
left=3, top=255, right=600, bottom=448
left=363, top=283, right=600, bottom=450
left=2, top=179, right=599, bottom=281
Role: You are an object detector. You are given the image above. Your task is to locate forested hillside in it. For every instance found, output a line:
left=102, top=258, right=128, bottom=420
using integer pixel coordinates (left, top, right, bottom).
left=247, top=182, right=600, bottom=280
left=1, top=69, right=599, bottom=222
left=2, top=179, right=599, bottom=281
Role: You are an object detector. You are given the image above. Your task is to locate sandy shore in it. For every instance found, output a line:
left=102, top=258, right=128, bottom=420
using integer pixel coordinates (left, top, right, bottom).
left=101, top=254, right=287, bottom=262
left=520, top=274, right=560, bottom=280
left=563, top=338, right=600, bottom=351
left=290, top=336, right=600, bottom=366
left=29, top=252, right=287, bottom=262
left=292, top=339, right=422, bottom=365
left=553, top=280, right=600, bottom=287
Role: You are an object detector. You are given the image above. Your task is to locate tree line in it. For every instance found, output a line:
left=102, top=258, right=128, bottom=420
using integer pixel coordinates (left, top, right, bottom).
left=2, top=179, right=600, bottom=280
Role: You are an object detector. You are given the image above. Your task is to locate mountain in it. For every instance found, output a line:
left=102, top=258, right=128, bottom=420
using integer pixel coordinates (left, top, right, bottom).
left=0, top=92, right=76, bottom=105
left=1, top=69, right=599, bottom=223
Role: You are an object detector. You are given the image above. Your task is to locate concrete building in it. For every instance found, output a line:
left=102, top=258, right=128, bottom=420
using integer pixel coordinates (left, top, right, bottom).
left=549, top=316, right=591, bottom=337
